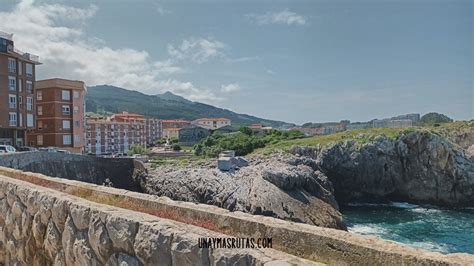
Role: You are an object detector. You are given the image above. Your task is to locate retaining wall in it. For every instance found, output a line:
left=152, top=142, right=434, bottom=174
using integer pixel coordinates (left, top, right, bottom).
left=0, top=152, right=144, bottom=192
left=0, top=167, right=473, bottom=265
left=0, top=172, right=319, bottom=265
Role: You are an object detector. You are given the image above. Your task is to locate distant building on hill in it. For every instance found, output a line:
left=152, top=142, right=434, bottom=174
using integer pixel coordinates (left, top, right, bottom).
left=346, top=122, right=372, bottom=130
left=292, top=123, right=345, bottom=136
left=372, top=119, right=413, bottom=128
left=192, top=118, right=231, bottom=129
left=161, top=119, right=190, bottom=129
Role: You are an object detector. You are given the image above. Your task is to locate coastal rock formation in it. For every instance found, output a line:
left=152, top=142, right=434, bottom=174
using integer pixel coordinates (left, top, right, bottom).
left=290, top=129, right=474, bottom=207
left=142, top=154, right=346, bottom=230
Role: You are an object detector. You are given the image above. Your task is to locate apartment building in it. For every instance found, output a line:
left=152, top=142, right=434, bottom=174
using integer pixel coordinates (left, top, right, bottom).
left=161, top=119, right=190, bottom=139
left=111, top=112, right=147, bottom=147
left=85, top=112, right=147, bottom=155
left=27, top=79, right=87, bottom=153
left=146, top=118, right=161, bottom=145
left=192, top=118, right=231, bottom=129
left=85, top=117, right=130, bottom=155
left=0, top=31, right=41, bottom=147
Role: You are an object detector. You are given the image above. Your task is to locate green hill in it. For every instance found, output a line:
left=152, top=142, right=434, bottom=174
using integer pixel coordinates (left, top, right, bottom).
left=85, top=85, right=294, bottom=128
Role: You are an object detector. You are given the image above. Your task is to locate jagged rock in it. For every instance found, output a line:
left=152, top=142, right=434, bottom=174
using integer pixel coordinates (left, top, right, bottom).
left=133, top=222, right=173, bottom=266
left=300, top=130, right=474, bottom=207
left=106, top=214, right=139, bottom=254
left=105, top=252, right=139, bottom=266
left=143, top=153, right=345, bottom=229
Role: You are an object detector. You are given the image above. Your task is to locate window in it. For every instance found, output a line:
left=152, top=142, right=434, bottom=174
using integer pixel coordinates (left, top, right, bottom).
left=18, top=79, right=22, bottom=92
left=18, top=61, right=22, bottom=75
left=62, top=105, right=70, bottom=115
left=9, top=95, right=16, bottom=109
left=73, top=91, right=80, bottom=99
left=37, top=105, right=43, bottom=115
left=8, top=76, right=16, bottom=91
left=27, top=114, right=34, bottom=128
left=62, top=90, right=70, bottom=100
left=26, top=63, right=33, bottom=77
left=63, top=135, right=72, bottom=145
left=26, top=97, right=33, bottom=111
left=73, top=106, right=79, bottom=114
left=37, top=135, right=43, bottom=145
left=38, top=120, right=43, bottom=130
left=74, top=135, right=81, bottom=143
left=75, top=120, right=80, bottom=127
left=37, top=91, right=42, bottom=100
left=9, top=112, right=17, bottom=126
left=19, top=113, right=23, bottom=127
left=8, top=58, right=16, bottom=73
left=63, top=120, right=71, bottom=129
left=26, top=81, right=33, bottom=93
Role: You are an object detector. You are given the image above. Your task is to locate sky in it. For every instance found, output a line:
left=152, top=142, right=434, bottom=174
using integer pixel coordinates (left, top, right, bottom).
left=0, top=0, right=472, bottom=124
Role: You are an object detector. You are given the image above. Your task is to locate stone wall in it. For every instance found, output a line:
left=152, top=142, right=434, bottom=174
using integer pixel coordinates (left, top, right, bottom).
left=0, top=167, right=473, bottom=265
left=0, top=174, right=318, bottom=265
left=0, top=152, right=144, bottom=192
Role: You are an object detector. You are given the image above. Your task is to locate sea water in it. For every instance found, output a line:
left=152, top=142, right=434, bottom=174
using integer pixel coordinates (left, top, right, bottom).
left=342, top=203, right=474, bottom=254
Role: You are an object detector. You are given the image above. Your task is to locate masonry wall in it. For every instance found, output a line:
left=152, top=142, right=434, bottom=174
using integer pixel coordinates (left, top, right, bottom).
left=0, top=174, right=317, bottom=265
left=0, top=152, right=144, bottom=192
left=0, top=167, right=472, bottom=265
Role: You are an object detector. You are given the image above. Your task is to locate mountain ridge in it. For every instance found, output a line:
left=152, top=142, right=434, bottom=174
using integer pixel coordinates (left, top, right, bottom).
left=85, top=85, right=294, bottom=128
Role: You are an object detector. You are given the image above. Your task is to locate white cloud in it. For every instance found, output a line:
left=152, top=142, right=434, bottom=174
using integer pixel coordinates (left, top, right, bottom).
left=220, top=83, right=241, bottom=93
left=246, top=9, right=306, bottom=26
left=266, top=69, right=275, bottom=75
left=0, top=0, right=221, bottom=103
left=226, top=56, right=260, bottom=63
left=167, top=37, right=226, bottom=64
left=153, top=2, right=171, bottom=15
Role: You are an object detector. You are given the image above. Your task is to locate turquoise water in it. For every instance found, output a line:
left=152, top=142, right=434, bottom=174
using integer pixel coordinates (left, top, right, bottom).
left=342, top=203, right=474, bottom=254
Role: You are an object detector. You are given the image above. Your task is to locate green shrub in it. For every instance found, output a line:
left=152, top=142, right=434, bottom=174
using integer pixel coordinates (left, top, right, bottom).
left=194, top=129, right=305, bottom=157
left=172, top=144, right=181, bottom=151
left=127, top=144, right=149, bottom=156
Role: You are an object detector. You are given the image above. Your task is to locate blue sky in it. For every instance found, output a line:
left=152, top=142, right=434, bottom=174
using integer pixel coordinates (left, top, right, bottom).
left=1, top=0, right=472, bottom=124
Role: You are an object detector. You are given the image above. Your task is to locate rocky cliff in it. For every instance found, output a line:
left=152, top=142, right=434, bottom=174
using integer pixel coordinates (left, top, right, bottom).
left=142, top=125, right=474, bottom=230
left=290, top=128, right=474, bottom=207
left=142, top=154, right=346, bottom=230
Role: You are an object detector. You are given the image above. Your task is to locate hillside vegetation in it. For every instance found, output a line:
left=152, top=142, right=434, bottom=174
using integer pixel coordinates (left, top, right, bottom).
left=86, top=85, right=293, bottom=128
left=254, top=121, right=473, bottom=155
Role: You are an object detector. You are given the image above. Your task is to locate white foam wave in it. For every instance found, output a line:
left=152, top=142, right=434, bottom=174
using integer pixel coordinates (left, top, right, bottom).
left=347, top=202, right=419, bottom=209
left=410, top=207, right=442, bottom=214
left=348, top=224, right=388, bottom=236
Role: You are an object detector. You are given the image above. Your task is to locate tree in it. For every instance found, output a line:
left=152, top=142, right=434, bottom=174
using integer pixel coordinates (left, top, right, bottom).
left=421, top=112, right=453, bottom=125
left=238, top=127, right=253, bottom=136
